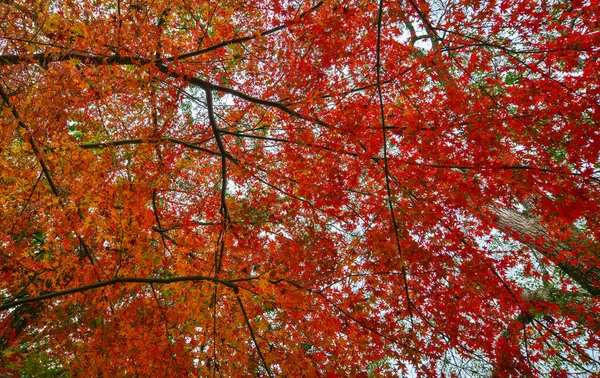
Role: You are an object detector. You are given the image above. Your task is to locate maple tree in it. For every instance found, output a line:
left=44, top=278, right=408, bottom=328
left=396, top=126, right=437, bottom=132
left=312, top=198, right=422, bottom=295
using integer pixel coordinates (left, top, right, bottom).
left=1, top=0, right=599, bottom=376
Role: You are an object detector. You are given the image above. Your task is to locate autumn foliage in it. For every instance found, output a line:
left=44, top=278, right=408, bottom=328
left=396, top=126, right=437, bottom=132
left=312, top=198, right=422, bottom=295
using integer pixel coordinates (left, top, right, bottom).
left=1, top=0, right=599, bottom=376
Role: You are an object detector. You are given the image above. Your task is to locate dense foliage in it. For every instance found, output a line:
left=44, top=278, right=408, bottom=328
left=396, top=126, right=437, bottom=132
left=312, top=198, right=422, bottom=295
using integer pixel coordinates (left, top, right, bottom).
left=1, top=0, right=599, bottom=376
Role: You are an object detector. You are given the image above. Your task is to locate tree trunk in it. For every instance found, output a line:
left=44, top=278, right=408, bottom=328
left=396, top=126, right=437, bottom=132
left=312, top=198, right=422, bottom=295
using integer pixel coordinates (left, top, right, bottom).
left=493, top=207, right=600, bottom=297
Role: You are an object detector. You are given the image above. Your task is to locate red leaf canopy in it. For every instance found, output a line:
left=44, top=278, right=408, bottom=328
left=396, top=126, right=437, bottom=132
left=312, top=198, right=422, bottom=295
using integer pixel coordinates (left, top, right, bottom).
left=1, top=0, right=599, bottom=376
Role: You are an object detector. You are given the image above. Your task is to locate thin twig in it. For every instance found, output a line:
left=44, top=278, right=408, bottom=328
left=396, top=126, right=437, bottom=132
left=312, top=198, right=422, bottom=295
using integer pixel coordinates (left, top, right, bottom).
left=150, top=283, right=182, bottom=377
left=9, top=171, right=43, bottom=235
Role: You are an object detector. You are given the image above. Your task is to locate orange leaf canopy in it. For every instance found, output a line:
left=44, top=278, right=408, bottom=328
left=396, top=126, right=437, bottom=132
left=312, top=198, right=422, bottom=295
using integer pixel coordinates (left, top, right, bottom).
left=1, top=0, right=599, bottom=376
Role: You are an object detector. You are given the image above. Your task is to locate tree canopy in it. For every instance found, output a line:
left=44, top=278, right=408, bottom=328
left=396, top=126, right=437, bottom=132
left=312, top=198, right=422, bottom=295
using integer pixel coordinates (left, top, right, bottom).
left=1, top=0, right=599, bottom=376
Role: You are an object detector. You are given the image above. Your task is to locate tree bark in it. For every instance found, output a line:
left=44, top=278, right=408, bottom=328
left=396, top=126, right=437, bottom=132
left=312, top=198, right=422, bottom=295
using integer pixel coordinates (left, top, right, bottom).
left=494, top=207, right=600, bottom=297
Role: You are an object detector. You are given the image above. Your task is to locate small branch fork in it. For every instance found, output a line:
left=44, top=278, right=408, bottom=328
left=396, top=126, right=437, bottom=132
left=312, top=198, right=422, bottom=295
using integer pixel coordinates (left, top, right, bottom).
left=189, top=87, right=232, bottom=278
left=152, top=188, right=177, bottom=246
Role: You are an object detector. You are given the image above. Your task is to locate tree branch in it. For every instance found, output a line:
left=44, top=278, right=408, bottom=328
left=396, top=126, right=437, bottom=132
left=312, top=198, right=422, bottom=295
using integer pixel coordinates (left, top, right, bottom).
left=376, top=0, right=414, bottom=326
left=235, top=294, right=274, bottom=378
left=0, top=275, right=240, bottom=312
left=1, top=52, right=331, bottom=129
left=170, top=1, right=324, bottom=62
left=0, top=52, right=149, bottom=66
left=0, top=84, right=61, bottom=196
left=218, top=128, right=359, bottom=157
left=79, top=137, right=231, bottom=159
